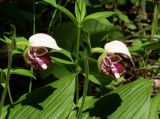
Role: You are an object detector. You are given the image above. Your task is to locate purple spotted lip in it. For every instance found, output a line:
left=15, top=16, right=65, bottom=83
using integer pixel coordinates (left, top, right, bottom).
left=26, top=47, right=51, bottom=70
left=101, top=53, right=126, bottom=78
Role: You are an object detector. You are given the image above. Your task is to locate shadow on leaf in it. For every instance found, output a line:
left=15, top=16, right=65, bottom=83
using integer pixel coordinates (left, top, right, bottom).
left=5, top=86, right=55, bottom=119
left=84, top=93, right=122, bottom=119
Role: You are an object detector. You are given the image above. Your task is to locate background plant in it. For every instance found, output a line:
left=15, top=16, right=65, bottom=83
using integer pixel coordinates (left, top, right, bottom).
left=0, top=0, right=160, bottom=119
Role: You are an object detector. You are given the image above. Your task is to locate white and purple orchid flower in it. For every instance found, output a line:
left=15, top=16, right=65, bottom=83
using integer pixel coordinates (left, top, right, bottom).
left=24, top=33, right=61, bottom=70
left=99, top=40, right=133, bottom=79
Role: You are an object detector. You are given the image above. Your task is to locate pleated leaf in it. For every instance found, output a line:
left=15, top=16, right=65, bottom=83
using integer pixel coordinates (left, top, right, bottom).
left=147, top=94, right=160, bottom=119
left=10, top=68, right=36, bottom=80
left=68, top=78, right=152, bottom=119
left=75, top=0, right=86, bottom=23
left=2, top=74, right=76, bottom=119
left=108, top=78, right=152, bottom=119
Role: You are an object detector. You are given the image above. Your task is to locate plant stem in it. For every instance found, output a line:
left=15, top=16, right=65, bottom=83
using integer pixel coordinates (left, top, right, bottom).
left=48, top=0, right=68, bottom=33
left=7, top=84, right=13, bottom=104
left=0, top=24, right=15, bottom=116
left=75, top=25, right=81, bottom=104
left=48, top=9, right=58, bottom=33
left=29, top=67, right=33, bottom=93
left=28, top=0, right=36, bottom=93
left=0, top=46, right=12, bottom=117
left=33, top=0, right=35, bottom=34
left=91, top=47, right=105, bottom=54
left=77, top=49, right=89, bottom=119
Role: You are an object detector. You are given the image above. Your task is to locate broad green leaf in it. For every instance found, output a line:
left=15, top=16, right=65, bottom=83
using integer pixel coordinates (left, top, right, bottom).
left=75, top=0, right=86, bottom=23
left=147, top=94, right=160, bottom=119
left=108, top=79, right=152, bottom=119
left=68, top=96, right=98, bottom=119
left=51, top=49, right=74, bottom=62
left=2, top=74, right=76, bottom=119
left=82, top=19, right=113, bottom=34
left=10, top=68, right=36, bottom=80
left=84, top=11, right=115, bottom=22
left=68, top=78, right=152, bottom=119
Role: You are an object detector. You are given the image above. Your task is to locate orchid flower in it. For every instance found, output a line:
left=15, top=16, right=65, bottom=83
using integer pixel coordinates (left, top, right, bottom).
left=98, top=40, right=134, bottom=79
left=24, top=33, right=61, bottom=70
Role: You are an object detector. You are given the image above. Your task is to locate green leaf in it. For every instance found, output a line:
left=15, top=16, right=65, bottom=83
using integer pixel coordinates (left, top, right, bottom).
left=51, top=57, right=75, bottom=65
left=75, top=0, right=86, bottom=23
left=116, top=12, right=130, bottom=23
left=151, top=5, right=158, bottom=35
left=82, top=19, right=113, bottom=33
left=2, top=74, right=76, bottom=119
left=43, top=0, right=56, bottom=6
left=15, top=37, right=29, bottom=49
left=56, top=4, right=77, bottom=25
left=69, top=78, right=152, bottom=119
left=148, top=94, right=160, bottom=119
left=68, top=96, right=98, bottom=119
left=40, top=63, right=72, bottom=79
left=0, top=38, right=6, bottom=43
left=88, top=74, right=111, bottom=86
left=10, top=68, right=36, bottom=80
left=13, top=37, right=29, bottom=54
left=108, top=78, right=152, bottom=119
left=125, top=23, right=137, bottom=30
left=51, top=49, right=74, bottom=62
left=83, top=11, right=115, bottom=22
left=4, top=36, right=12, bottom=44
left=142, top=42, right=160, bottom=50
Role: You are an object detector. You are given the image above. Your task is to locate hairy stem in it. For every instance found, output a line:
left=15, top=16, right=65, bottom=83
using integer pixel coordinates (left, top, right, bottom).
left=77, top=49, right=89, bottom=119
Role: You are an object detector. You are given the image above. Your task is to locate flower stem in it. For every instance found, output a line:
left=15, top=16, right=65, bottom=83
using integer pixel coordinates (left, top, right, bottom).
left=7, top=84, right=13, bottom=104
left=28, top=0, right=36, bottom=93
left=77, top=49, right=89, bottom=119
left=0, top=25, right=15, bottom=117
left=91, top=47, right=105, bottom=54
left=75, top=25, right=81, bottom=104
left=29, top=67, right=33, bottom=93
left=0, top=47, right=12, bottom=117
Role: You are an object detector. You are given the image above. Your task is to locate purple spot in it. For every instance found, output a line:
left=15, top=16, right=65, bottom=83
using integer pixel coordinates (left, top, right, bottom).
left=26, top=47, right=51, bottom=70
left=101, top=53, right=126, bottom=78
